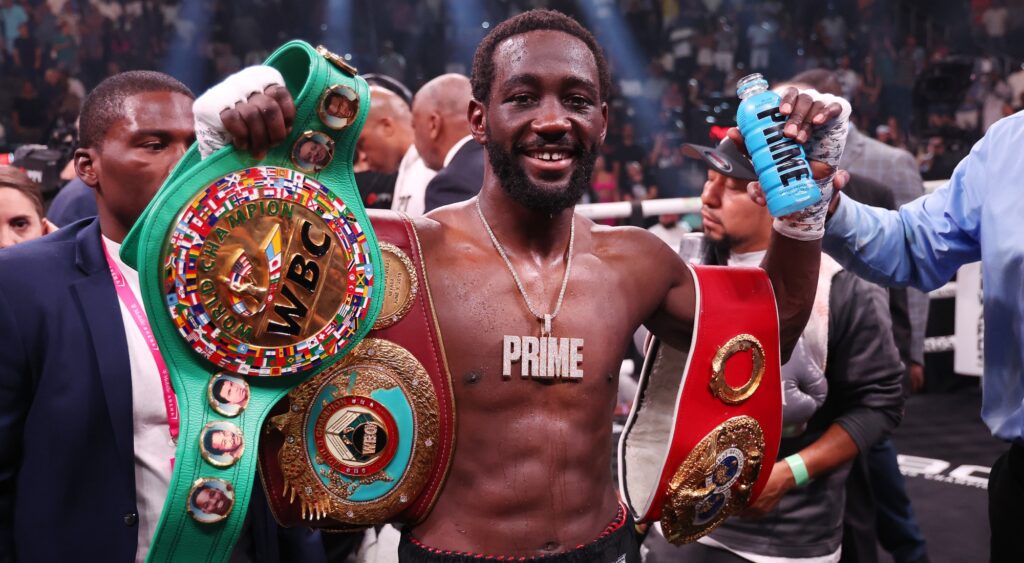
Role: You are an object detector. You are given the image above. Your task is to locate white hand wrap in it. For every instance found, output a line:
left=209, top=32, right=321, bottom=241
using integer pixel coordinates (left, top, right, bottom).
left=772, top=89, right=852, bottom=241
left=193, top=66, right=287, bottom=159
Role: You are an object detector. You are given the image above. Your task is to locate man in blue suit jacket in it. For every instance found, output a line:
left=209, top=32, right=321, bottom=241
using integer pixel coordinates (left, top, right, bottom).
left=0, top=71, right=324, bottom=562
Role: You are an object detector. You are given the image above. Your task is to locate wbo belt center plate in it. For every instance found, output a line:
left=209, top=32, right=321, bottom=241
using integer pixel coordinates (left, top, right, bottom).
left=163, top=166, right=375, bottom=376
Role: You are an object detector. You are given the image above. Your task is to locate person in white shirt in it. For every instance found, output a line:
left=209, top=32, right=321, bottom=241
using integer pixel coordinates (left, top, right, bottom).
left=359, top=85, right=435, bottom=216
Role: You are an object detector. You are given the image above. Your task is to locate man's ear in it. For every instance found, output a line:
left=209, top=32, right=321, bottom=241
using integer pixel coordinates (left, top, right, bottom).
left=468, top=99, right=486, bottom=144
left=599, top=102, right=609, bottom=144
left=74, top=147, right=100, bottom=190
left=378, top=117, right=394, bottom=138
left=429, top=112, right=442, bottom=141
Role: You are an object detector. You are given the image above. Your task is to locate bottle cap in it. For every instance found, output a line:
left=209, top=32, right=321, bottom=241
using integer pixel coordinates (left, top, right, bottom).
left=736, top=73, right=768, bottom=99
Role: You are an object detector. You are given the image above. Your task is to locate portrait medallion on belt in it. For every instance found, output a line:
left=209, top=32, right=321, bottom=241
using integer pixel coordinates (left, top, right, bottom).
left=163, top=166, right=375, bottom=376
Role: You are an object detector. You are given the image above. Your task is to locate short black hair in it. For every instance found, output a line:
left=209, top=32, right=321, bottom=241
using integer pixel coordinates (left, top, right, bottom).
left=471, top=9, right=610, bottom=105
left=211, top=378, right=229, bottom=403
left=204, top=430, right=229, bottom=456
left=191, top=486, right=205, bottom=508
left=79, top=70, right=194, bottom=149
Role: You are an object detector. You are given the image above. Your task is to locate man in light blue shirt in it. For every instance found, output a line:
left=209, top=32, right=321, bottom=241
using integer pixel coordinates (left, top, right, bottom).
left=823, top=110, right=1024, bottom=563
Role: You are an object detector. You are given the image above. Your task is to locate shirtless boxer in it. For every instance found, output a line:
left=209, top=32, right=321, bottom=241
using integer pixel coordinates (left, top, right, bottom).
left=214, top=10, right=844, bottom=561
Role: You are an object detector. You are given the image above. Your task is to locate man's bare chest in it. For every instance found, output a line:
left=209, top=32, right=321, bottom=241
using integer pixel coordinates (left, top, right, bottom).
left=423, top=260, right=639, bottom=386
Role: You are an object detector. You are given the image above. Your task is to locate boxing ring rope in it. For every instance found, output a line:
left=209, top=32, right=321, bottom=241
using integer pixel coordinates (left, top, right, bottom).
left=576, top=180, right=946, bottom=220
left=580, top=177, right=974, bottom=370
left=575, top=197, right=701, bottom=219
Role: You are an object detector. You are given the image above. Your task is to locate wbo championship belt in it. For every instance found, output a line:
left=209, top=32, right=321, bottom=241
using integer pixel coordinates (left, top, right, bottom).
left=119, top=41, right=382, bottom=562
left=258, top=211, right=456, bottom=529
left=618, top=264, right=782, bottom=544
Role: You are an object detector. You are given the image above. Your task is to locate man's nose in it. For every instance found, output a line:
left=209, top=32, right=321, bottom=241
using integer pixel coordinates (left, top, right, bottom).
left=701, top=181, right=721, bottom=207
left=531, top=101, right=572, bottom=141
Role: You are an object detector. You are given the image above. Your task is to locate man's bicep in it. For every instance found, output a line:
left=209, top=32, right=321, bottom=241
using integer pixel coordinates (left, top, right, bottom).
left=643, top=255, right=696, bottom=351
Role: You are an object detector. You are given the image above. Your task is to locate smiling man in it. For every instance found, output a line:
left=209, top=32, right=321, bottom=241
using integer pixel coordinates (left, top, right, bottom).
left=207, top=9, right=845, bottom=562
left=401, top=11, right=834, bottom=561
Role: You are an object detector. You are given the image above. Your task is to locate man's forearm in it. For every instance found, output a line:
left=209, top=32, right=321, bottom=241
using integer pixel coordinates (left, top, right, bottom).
left=796, top=423, right=860, bottom=482
left=762, top=233, right=820, bottom=362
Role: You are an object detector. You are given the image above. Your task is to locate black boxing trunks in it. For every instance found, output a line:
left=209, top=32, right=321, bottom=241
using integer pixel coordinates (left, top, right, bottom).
left=396, top=506, right=640, bottom=563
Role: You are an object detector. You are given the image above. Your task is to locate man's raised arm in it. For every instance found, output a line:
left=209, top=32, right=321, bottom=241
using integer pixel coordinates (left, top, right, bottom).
left=735, top=87, right=852, bottom=360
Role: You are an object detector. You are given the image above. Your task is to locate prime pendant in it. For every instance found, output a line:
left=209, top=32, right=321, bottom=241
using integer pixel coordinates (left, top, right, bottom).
left=502, top=335, right=584, bottom=380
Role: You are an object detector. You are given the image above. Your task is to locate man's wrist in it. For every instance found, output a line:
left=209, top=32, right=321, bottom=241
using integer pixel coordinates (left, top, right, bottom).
left=784, top=453, right=810, bottom=487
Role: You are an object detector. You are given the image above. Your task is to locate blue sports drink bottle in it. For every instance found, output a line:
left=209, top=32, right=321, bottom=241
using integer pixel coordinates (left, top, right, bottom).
left=736, top=73, right=820, bottom=217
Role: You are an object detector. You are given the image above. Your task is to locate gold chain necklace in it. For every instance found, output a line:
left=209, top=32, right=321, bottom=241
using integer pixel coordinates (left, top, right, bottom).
left=475, top=198, right=584, bottom=381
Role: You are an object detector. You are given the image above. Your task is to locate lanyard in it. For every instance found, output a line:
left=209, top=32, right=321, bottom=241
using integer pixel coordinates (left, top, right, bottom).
left=103, top=243, right=180, bottom=447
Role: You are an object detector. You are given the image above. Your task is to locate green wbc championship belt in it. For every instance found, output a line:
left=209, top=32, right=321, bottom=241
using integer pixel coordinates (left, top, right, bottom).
left=119, top=41, right=382, bottom=562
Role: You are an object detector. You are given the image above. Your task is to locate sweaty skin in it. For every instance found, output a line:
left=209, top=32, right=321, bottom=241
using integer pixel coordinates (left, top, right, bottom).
left=407, top=30, right=820, bottom=555
left=221, top=28, right=830, bottom=558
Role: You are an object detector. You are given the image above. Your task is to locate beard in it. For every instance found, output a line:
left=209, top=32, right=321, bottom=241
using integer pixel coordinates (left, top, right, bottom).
left=484, top=127, right=598, bottom=216
left=700, top=232, right=733, bottom=266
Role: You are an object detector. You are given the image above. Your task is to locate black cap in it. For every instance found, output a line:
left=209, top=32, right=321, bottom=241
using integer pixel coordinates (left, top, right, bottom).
left=681, top=137, right=757, bottom=182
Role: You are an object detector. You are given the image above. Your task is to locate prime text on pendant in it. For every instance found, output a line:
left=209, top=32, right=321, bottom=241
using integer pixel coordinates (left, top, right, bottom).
left=502, top=335, right=584, bottom=379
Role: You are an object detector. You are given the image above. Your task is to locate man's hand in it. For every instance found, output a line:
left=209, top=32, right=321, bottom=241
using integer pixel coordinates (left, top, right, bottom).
left=192, top=66, right=295, bottom=159
left=777, top=87, right=845, bottom=145
left=219, top=85, right=296, bottom=159
left=744, top=169, right=851, bottom=213
left=909, top=362, right=925, bottom=393
left=742, top=459, right=797, bottom=517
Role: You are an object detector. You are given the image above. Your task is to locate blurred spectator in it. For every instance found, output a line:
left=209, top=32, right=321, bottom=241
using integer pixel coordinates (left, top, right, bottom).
left=11, top=81, right=47, bottom=144
left=0, top=0, right=28, bottom=55
left=918, top=136, right=960, bottom=181
left=747, top=15, right=773, bottom=71
left=647, top=213, right=690, bottom=252
left=981, top=69, right=1013, bottom=132
left=623, top=161, right=656, bottom=202
left=50, top=20, right=78, bottom=72
left=817, top=5, right=848, bottom=56
left=591, top=154, right=619, bottom=206
left=856, top=55, right=883, bottom=130
left=611, top=123, right=646, bottom=187
left=0, top=166, right=55, bottom=249
left=981, top=0, right=1009, bottom=54
left=1007, top=62, right=1024, bottom=109
left=713, top=18, right=736, bottom=74
left=377, top=41, right=407, bottom=85
left=12, top=23, right=42, bottom=79
left=835, top=55, right=859, bottom=101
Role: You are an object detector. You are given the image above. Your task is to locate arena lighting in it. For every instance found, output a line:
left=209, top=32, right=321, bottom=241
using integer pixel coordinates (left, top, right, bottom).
left=321, top=0, right=354, bottom=62
left=573, top=0, right=660, bottom=137
left=444, top=0, right=488, bottom=73
left=161, top=0, right=211, bottom=91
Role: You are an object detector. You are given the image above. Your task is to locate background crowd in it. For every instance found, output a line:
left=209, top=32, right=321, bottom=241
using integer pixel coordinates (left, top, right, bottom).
left=4, top=0, right=1024, bottom=207
left=0, top=1, right=1013, bottom=562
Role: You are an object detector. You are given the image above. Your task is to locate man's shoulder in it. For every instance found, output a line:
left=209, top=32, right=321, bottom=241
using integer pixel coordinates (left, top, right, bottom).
left=590, top=221, right=673, bottom=262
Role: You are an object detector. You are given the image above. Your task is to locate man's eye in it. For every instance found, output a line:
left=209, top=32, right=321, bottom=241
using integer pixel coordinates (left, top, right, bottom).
left=509, top=94, right=534, bottom=105
left=566, top=95, right=592, bottom=109
left=142, top=141, right=167, bottom=151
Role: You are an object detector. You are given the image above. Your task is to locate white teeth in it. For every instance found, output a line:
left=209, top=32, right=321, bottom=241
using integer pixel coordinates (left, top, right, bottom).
left=534, top=152, right=567, bottom=162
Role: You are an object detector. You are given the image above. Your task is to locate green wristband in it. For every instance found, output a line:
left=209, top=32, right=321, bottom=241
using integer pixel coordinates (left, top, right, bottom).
left=784, top=453, right=810, bottom=487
